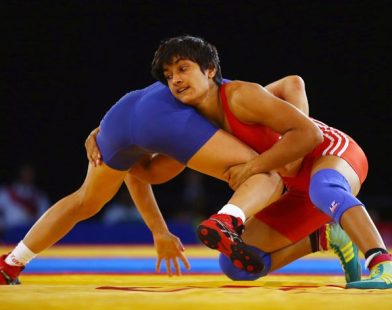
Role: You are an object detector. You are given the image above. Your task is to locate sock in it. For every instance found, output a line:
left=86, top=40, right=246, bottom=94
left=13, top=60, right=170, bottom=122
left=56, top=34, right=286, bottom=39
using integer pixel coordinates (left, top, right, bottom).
left=218, top=204, right=246, bottom=223
left=364, top=249, right=391, bottom=270
left=5, top=241, right=37, bottom=266
left=365, top=248, right=388, bottom=259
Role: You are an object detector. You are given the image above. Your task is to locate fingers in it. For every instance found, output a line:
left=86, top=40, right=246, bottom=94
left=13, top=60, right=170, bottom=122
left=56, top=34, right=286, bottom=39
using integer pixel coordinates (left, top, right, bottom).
left=92, top=151, right=102, bottom=167
left=177, top=241, right=190, bottom=270
left=173, top=258, right=181, bottom=276
left=155, top=235, right=191, bottom=277
left=162, top=257, right=189, bottom=276
left=84, top=132, right=102, bottom=167
left=156, top=257, right=162, bottom=273
left=165, top=259, right=173, bottom=277
left=157, top=255, right=191, bottom=276
left=180, top=252, right=191, bottom=271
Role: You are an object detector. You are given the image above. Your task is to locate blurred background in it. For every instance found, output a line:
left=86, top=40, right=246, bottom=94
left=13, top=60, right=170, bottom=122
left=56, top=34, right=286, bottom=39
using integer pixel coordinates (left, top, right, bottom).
left=1, top=0, right=391, bottom=245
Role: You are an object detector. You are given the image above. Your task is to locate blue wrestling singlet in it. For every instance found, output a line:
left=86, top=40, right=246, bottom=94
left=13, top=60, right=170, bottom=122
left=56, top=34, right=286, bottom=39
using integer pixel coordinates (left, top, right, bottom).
left=97, top=82, right=218, bottom=170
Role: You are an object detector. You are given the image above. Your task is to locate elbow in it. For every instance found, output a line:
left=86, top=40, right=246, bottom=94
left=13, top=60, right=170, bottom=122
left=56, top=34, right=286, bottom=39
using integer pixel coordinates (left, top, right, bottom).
left=309, top=124, right=323, bottom=149
left=284, top=75, right=305, bottom=92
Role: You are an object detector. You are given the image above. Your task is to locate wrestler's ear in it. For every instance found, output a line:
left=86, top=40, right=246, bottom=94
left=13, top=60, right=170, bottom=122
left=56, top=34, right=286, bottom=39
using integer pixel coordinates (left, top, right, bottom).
left=207, top=67, right=217, bottom=79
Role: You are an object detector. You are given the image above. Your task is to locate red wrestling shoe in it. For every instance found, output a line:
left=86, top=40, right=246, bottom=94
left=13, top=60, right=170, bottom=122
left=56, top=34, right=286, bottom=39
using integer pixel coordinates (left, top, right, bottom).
left=0, top=254, right=24, bottom=285
left=197, top=214, right=264, bottom=273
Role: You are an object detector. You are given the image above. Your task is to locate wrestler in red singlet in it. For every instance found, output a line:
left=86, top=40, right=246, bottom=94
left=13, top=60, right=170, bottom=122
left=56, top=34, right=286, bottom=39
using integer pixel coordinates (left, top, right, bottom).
left=220, top=83, right=369, bottom=241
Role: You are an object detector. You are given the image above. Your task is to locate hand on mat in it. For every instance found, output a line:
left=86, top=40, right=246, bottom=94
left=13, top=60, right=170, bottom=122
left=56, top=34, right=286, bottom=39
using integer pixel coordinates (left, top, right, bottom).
left=85, top=127, right=102, bottom=167
left=154, top=231, right=191, bottom=276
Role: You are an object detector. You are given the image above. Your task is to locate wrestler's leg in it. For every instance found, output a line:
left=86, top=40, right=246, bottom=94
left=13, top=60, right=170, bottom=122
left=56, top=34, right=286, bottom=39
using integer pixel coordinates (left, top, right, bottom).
left=188, top=129, right=284, bottom=273
left=242, top=217, right=292, bottom=252
left=187, top=129, right=283, bottom=218
left=310, top=156, right=392, bottom=288
left=223, top=217, right=360, bottom=282
left=219, top=234, right=312, bottom=281
left=269, top=238, right=311, bottom=272
left=310, top=156, right=386, bottom=255
left=0, top=163, right=126, bottom=284
left=22, top=164, right=126, bottom=253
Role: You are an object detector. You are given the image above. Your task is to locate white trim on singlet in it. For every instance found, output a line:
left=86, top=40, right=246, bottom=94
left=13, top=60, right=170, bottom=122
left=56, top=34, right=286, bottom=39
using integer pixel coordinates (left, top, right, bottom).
left=313, top=119, right=350, bottom=157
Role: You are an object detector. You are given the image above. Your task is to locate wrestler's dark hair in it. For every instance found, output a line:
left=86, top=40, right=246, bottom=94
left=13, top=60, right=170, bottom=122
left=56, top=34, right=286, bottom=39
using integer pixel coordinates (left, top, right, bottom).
left=151, top=35, right=223, bottom=86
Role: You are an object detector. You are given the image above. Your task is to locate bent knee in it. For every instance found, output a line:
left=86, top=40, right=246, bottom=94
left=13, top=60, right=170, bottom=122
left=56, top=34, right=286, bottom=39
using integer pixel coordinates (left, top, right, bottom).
left=71, top=189, right=108, bottom=220
left=309, top=169, right=363, bottom=223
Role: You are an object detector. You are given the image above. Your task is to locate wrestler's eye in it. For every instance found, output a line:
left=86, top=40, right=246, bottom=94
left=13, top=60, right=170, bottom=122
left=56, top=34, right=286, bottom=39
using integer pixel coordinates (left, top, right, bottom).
left=179, top=66, right=188, bottom=72
left=165, top=74, right=173, bottom=81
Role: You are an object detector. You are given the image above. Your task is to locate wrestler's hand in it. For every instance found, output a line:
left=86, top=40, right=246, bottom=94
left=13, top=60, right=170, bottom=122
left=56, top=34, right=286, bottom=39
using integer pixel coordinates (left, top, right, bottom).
left=224, top=162, right=254, bottom=190
left=84, top=127, right=102, bottom=167
left=154, top=231, right=191, bottom=276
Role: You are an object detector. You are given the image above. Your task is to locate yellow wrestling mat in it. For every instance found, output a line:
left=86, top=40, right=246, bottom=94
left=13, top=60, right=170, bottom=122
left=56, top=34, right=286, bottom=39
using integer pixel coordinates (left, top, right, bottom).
left=0, top=245, right=391, bottom=309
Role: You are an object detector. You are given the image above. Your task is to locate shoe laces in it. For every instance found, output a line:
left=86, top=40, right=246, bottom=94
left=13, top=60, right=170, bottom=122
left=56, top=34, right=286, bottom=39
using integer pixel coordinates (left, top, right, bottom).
left=231, top=217, right=245, bottom=235
left=0, top=269, right=22, bottom=285
left=212, top=215, right=244, bottom=242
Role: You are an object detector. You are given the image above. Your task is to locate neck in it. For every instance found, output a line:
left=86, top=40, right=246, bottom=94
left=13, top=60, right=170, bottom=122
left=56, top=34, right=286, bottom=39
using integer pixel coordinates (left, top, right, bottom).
left=196, top=83, right=225, bottom=127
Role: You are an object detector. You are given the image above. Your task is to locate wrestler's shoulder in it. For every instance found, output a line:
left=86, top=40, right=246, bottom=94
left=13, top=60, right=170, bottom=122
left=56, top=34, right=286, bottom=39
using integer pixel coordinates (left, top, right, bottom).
left=224, top=80, right=262, bottom=101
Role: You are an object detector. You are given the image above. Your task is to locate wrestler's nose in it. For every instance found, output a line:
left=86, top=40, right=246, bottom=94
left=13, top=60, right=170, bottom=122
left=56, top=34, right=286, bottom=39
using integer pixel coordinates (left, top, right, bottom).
left=172, top=73, right=182, bottom=85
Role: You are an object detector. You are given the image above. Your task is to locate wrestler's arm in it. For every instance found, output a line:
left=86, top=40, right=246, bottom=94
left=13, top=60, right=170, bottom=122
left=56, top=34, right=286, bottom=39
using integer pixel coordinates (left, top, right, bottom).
left=264, top=75, right=309, bottom=116
left=84, top=129, right=189, bottom=275
left=264, top=75, right=310, bottom=177
left=224, top=81, right=322, bottom=189
left=124, top=173, right=190, bottom=276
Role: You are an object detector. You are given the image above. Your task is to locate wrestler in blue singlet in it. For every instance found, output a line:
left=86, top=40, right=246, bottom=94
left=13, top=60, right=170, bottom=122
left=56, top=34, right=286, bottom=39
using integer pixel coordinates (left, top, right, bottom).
left=97, top=82, right=218, bottom=170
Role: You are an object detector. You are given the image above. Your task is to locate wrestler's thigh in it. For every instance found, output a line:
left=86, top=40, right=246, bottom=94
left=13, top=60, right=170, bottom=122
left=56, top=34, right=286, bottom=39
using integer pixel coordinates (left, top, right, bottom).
left=242, top=217, right=293, bottom=252
left=187, top=129, right=257, bottom=181
left=311, top=155, right=361, bottom=196
left=79, top=163, right=127, bottom=205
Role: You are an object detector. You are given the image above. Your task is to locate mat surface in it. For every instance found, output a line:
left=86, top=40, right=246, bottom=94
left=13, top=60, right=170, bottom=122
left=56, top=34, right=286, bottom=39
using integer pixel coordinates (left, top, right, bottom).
left=1, top=245, right=391, bottom=309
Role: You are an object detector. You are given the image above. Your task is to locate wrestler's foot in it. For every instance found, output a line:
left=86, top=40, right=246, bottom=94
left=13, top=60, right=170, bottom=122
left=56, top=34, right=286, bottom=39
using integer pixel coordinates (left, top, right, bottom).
left=346, top=254, right=392, bottom=289
left=0, top=254, right=24, bottom=285
left=321, top=222, right=361, bottom=283
left=197, top=214, right=264, bottom=273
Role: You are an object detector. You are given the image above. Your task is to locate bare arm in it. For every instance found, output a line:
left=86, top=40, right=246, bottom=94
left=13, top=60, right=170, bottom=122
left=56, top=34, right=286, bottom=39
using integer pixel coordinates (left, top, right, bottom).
left=124, top=173, right=190, bottom=276
left=84, top=127, right=189, bottom=276
left=264, top=75, right=309, bottom=115
left=224, top=81, right=322, bottom=189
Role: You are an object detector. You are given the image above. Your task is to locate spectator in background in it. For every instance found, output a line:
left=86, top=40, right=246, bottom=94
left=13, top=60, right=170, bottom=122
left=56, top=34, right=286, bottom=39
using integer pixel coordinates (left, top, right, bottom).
left=0, top=163, right=50, bottom=231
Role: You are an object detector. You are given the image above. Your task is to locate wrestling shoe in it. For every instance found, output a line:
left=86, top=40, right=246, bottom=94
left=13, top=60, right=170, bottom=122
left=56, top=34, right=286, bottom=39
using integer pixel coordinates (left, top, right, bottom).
left=0, top=254, right=24, bottom=285
left=320, top=222, right=361, bottom=283
left=197, top=214, right=264, bottom=273
left=346, top=253, right=392, bottom=289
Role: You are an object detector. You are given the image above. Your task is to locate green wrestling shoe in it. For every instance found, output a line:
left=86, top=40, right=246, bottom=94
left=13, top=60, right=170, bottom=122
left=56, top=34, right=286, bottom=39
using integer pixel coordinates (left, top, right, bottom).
left=324, top=222, right=362, bottom=283
left=346, top=254, right=392, bottom=289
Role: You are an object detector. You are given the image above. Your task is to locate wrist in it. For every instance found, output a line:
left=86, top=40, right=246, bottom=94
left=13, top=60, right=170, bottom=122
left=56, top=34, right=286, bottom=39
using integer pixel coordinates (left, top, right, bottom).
left=150, top=222, right=169, bottom=236
left=249, top=159, right=261, bottom=175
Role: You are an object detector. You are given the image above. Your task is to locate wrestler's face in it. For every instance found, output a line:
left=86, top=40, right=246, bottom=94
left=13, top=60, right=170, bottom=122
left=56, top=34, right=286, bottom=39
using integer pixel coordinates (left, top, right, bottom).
left=163, top=58, right=216, bottom=106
